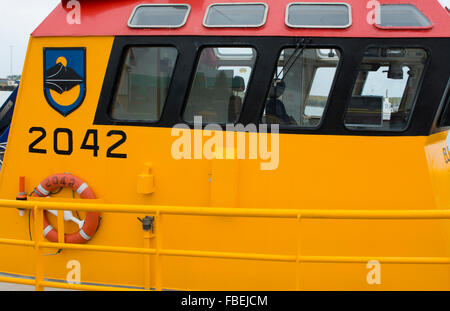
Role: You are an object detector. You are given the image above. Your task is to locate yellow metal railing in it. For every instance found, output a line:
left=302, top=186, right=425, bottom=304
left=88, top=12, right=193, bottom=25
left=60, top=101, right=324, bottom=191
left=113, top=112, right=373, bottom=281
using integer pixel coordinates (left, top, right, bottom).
left=1, top=198, right=450, bottom=291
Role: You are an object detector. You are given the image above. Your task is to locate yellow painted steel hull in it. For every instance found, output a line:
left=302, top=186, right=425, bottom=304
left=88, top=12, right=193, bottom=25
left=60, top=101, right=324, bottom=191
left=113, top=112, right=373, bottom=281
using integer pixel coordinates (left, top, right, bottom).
left=1, top=36, right=450, bottom=290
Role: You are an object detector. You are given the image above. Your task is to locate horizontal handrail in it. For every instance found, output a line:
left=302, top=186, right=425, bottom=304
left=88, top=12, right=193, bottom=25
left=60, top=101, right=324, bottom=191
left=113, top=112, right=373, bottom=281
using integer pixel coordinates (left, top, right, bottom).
left=0, top=276, right=35, bottom=286
left=4, top=238, right=450, bottom=265
left=39, top=281, right=141, bottom=291
left=0, top=237, right=34, bottom=247
left=2, top=199, right=450, bottom=219
left=0, top=275, right=142, bottom=291
left=1, top=198, right=450, bottom=291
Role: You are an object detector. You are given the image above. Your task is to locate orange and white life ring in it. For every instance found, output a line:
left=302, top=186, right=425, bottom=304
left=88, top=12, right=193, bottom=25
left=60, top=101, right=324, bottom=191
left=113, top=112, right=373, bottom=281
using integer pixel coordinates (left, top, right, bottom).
left=32, top=173, right=100, bottom=244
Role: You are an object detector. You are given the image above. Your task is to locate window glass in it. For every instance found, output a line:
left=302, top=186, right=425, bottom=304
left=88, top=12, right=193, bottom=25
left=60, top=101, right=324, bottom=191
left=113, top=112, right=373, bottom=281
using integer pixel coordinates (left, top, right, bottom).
left=111, top=47, right=177, bottom=121
left=129, top=5, right=190, bottom=28
left=378, top=4, right=431, bottom=28
left=262, top=48, right=340, bottom=127
left=344, top=47, right=427, bottom=130
left=204, top=3, right=267, bottom=27
left=287, top=3, right=351, bottom=28
left=183, top=47, right=257, bottom=124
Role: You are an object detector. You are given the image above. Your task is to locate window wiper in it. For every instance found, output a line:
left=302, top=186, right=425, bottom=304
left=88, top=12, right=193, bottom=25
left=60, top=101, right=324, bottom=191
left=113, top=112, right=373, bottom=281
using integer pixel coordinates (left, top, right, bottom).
left=275, top=38, right=310, bottom=83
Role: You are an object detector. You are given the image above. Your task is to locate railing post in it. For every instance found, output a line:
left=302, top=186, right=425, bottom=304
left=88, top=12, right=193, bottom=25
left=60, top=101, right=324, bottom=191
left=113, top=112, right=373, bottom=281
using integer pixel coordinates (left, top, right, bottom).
left=143, top=225, right=151, bottom=290
left=155, top=211, right=162, bottom=291
left=57, top=210, right=65, bottom=243
left=295, top=214, right=302, bottom=291
left=34, top=205, right=44, bottom=291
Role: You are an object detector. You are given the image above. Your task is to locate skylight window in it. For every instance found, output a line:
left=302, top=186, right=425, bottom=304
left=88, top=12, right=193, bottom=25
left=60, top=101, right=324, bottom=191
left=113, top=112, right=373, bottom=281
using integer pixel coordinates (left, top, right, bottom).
left=376, top=4, right=431, bottom=28
left=128, top=4, right=191, bottom=28
left=286, top=3, right=352, bottom=28
left=203, top=3, right=268, bottom=28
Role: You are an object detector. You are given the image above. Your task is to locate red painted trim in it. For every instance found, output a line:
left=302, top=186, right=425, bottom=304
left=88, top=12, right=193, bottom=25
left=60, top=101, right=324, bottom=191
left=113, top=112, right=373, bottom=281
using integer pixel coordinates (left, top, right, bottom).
left=33, top=0, right=450, bottom=38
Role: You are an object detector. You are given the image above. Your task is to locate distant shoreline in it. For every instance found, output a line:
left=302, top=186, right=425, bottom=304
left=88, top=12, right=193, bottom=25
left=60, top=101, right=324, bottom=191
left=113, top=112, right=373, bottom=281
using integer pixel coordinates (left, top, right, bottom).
left=0, top=86, right=15, bottom=92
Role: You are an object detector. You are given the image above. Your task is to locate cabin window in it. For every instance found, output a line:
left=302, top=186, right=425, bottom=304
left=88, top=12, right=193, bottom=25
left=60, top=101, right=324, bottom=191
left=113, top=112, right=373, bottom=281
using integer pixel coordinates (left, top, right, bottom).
left=203, top=3, right=268, bottom=28
left=376, top=4, right=431, bottom=28
left=110, top=47, right=178, bottom=122
left=286, top=3, right=352, bottom=28
left=262, top=48, right=340, bottom=127
left=128, top=4, right=191, bottom=28
left=344, top=47, right=428, bottom=131
left=183, top=47, right=257, bottom=124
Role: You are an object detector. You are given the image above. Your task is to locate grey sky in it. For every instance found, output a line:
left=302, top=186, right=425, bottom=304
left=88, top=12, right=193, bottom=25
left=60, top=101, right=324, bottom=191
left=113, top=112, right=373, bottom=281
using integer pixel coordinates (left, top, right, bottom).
left=0, top=0, right=60, bottom=77
left=0, top=0, right=449, bottom=78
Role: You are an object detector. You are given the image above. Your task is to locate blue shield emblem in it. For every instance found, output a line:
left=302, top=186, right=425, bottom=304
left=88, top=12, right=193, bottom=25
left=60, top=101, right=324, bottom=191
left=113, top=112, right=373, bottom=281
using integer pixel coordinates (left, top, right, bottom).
left=44, top=48, right=86, bottom=117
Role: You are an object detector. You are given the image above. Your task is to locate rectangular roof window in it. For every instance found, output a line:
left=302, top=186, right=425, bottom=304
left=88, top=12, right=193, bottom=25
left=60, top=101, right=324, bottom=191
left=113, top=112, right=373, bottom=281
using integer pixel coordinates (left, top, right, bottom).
left=286, top=3, right=351, bottom=28
left=204, top=3, right=268, bottom=28
left=377, top=4, right=431, bottom=28
left=128, top=4, right=191, bottom=28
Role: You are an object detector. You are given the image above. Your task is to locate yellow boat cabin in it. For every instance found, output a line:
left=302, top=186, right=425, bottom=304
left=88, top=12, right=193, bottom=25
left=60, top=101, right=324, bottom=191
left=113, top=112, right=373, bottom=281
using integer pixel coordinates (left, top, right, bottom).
left=0, top=0, right=450, bottom=290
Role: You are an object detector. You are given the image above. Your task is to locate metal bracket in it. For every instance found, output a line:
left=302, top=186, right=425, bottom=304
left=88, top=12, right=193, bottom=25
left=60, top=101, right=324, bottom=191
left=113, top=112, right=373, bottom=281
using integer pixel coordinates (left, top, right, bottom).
left=137, top=216, right=154, bottom=232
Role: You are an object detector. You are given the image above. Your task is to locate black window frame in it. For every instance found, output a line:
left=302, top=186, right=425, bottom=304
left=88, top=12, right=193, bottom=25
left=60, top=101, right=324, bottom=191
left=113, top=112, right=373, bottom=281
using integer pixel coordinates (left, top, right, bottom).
left=259, top=44, right=344, bottom=130
left=342, top=45, right=431, bottom=133
left=95, top=38, right=185, bottom=128
left=181, top=44, right=260, bottom=126
left=95, top=36, right=449, bottom=137
left=109, top=45, right=180, bottom=124
left=438, top=78, right=450, bottom=129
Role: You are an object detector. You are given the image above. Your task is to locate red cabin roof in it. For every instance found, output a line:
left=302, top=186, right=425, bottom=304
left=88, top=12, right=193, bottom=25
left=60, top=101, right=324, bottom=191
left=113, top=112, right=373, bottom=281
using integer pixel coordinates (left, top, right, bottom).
left=33, top=0, right=450, bottom=38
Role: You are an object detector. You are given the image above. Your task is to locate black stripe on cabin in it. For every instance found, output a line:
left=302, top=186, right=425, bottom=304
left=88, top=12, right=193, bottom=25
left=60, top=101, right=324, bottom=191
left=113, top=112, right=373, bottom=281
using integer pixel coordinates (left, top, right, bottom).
left=94, top=36, right=450, bottom=137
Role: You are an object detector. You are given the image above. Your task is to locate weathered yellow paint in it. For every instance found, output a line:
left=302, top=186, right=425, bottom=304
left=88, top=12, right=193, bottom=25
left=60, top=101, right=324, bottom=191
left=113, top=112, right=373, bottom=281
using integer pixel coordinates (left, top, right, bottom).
left=1, top=35, right=450, bottom=290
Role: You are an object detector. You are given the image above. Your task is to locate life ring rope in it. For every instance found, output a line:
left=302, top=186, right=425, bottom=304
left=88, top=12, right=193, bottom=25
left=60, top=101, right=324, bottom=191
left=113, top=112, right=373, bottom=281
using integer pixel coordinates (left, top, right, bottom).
left=32, top=173, right=100, bottom=244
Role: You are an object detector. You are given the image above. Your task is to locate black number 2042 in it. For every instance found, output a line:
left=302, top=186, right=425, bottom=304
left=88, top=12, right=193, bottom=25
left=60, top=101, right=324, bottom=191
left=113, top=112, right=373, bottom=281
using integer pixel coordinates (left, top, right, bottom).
left=29, top=128, right=127, bottom=159
left=107, top=130, right=127, bottom=159
left=29, top=127, right=47, bottom=154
